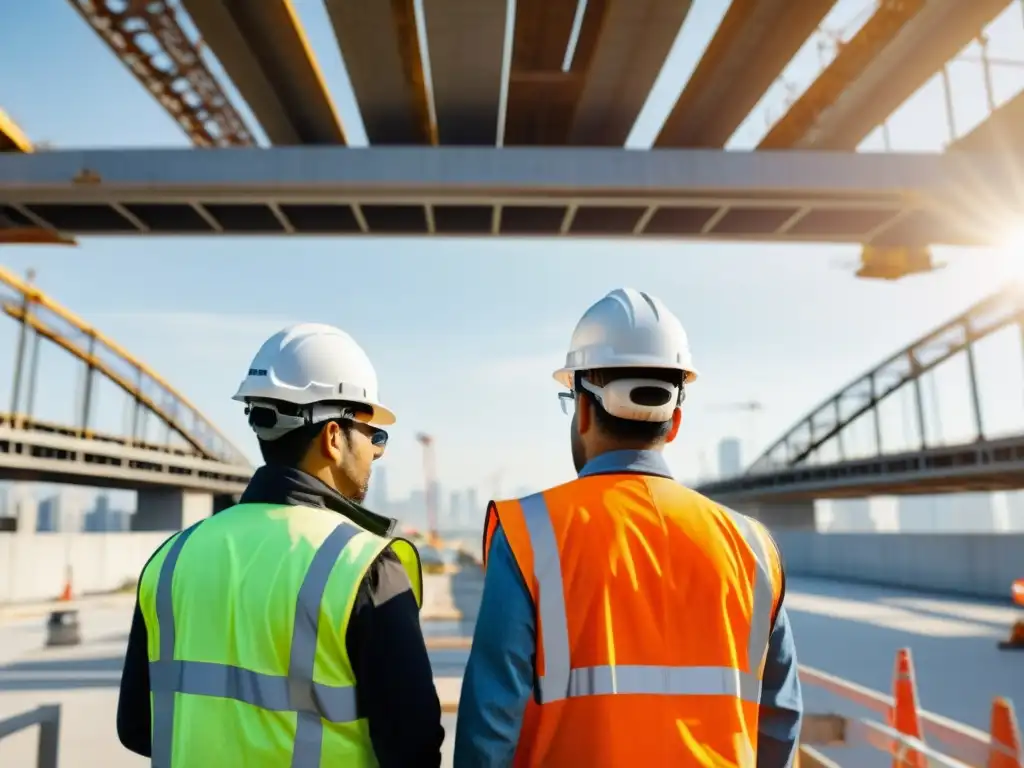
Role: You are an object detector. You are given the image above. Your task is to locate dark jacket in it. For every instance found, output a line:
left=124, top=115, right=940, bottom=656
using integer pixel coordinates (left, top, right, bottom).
left=116, top=464, right=444, bottom=766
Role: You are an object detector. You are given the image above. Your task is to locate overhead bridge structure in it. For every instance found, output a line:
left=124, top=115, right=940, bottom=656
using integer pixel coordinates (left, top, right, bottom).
left=59, top=0, right=1020, bottom=154
left=695, top=284, right=1024, bottom=527
left=0, top=267, right=252, bottom=530
left=0, top=0, right=1015, bottom=268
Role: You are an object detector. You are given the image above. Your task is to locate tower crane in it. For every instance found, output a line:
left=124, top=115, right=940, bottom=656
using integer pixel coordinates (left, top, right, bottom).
left=416, top=433, right=439, bottom=547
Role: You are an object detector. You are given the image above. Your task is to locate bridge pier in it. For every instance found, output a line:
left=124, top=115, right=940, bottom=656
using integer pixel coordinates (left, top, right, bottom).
left=132, top=489, right=213, bottom=531
left=729, top=500, right=817, bottom=531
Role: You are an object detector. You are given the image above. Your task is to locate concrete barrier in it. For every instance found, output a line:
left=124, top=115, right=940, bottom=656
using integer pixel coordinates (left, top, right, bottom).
left=774, top=531, right=1024, bottom=600
left=4, top=529, right=1020, bottom=606
left=0, top=532, right=169, bottom=604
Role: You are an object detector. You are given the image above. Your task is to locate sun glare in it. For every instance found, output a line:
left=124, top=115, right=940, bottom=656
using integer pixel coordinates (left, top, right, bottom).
left=994, top=225, right=1024, bottom=280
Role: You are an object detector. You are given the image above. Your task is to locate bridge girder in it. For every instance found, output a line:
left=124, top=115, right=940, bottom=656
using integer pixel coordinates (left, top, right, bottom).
left=0, top=148, right=1022, bottom=246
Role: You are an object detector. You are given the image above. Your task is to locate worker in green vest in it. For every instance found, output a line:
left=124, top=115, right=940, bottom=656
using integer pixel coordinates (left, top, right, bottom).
left=116, top=323, right=445, bottom=766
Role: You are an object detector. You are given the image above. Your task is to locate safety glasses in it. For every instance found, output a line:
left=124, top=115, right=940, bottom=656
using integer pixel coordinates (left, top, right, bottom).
left=367, top=426, right=389, bottom=448
left=557, top=391, right=575, bottom=415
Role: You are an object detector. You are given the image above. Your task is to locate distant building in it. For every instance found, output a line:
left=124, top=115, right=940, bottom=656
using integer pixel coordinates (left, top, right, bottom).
left=717, top=438, right=743, bottom=479
left=449, top=491, right=462, bottom=528
left=37, top=488, right=88, bottom=532
left=84, top=493, right=132, bottom=532
left=370, top=466, right=389, bottom=514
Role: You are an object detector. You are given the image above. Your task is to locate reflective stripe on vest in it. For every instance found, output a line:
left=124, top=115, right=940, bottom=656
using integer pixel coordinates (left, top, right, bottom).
left=149, top=520, right=362, bottom=768
left=517, top=492, right=778, bottom=705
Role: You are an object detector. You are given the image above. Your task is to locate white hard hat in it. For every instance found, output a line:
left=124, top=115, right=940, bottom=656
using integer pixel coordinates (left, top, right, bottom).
left=232, top=323, right=395, bottom=439
left=553, top=288, right=697, bottom=421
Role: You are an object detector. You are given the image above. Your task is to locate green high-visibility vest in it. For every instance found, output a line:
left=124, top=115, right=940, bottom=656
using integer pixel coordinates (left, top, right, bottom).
left=137, top=503, right=422, bottom=768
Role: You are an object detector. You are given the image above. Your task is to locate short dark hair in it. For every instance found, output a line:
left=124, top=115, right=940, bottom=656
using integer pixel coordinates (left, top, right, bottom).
left=255, top=400, right=369, bottom=468
left=576, top=367, right=684, bottom=444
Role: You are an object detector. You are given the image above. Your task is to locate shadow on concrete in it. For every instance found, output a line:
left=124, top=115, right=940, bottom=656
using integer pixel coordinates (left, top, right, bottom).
left=448, top=567, right=484, bottom=627
left=0, top=653, right=122, bottom=691
left=428, top=648, right=471, bottom=678
left=90, top=631, right=130, bottom=646
left=789, top=576, right=1013, bottom=606
left=421, top=567, right=484, bottom=640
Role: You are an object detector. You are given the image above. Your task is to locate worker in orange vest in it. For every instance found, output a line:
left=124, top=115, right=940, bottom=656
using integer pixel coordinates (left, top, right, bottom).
left=454, top=288, right=803, bottom=766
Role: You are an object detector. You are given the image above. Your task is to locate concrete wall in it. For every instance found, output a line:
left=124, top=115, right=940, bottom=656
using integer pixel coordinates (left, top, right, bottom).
left=774, top=531, right=1024, bottom=600
left=0, top=532, right=169, bottom=604
left=3, top=530, right=1021, bottom=605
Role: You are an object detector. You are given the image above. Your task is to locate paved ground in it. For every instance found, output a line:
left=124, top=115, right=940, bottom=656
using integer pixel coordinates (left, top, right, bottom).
left=0, top=575, right=1019, bottom=766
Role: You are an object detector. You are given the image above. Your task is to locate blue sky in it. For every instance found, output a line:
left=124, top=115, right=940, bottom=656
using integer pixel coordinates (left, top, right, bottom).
left=1, top=0, right=1024, bottom=504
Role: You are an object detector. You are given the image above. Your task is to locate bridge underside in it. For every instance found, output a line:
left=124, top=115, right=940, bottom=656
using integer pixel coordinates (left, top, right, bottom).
left=696, top=435, right=1024, bottom=507
left=0, top=426, right=249, bottom=495
left=0, top=148, right=1020, bottom=245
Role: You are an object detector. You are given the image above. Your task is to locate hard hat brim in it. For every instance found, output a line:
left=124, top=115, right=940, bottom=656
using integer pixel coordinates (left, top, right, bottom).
left=553, top=365, right=698, bottom=388
left=233, top=390, right=397, bottom=427
left=367, top=403, right=396, bottom=427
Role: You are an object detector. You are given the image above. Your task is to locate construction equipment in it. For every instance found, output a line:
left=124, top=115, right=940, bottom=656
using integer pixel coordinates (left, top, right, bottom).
left=999, top=578, right=1024, bottom=650
left=416, top=433, right=439, bottom=548
left=856, top=245, right=945, bottom=280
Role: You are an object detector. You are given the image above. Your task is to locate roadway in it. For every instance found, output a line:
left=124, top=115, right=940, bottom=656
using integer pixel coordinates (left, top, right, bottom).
left=0, top=574, right=1019, bottom=766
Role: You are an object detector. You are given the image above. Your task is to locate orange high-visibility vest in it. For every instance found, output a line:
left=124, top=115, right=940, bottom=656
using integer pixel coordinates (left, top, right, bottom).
left=484, top=473, right=784, bottom=767
left=1013, top=579, right=1024, bottom=607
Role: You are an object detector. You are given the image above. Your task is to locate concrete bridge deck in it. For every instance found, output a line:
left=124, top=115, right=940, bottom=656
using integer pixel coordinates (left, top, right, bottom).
left=0, top=572, right=1020, bottom=766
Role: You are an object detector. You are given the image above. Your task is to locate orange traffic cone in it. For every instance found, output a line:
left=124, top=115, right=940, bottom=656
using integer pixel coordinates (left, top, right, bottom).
left=988, top=698, right=1022, bottom=768
left=889, top=648, right=926, bottom=768
left=1000, top=621, right=1024, bottom=651
left=58, top=566, right=73, bottom=602
left=999, top=579, right=1024, bottom=650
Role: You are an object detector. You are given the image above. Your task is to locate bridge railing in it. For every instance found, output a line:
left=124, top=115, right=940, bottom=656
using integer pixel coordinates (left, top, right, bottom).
left=0, top=703, right=60, bottom=768
left=798, top=649, right=1020, bottom=767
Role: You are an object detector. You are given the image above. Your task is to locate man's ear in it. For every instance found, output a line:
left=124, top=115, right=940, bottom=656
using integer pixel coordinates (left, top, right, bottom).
left=321, top=421, right=344, bottom=462
left=665, top=407, right=682, bottom=443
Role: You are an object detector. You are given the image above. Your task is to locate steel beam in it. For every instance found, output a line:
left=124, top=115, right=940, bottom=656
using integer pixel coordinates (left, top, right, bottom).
left=951, top=90, right=1024, bottom=153
left=0, top=109, right=31, bottom=153
left=423, top=0, right=508, bottom=145
left=568, top=0, right=693, bottom=146
left=504, top=0, right=599, bottom=145
left=181, top=0, right=346, bottom=145
left=654, top=0, right=837, bottom=148
left=775, top=0, right=1009, bottom=151
left=324, top=0, right=433, bottom=144
left=0, top=148, right=1021, bottom=244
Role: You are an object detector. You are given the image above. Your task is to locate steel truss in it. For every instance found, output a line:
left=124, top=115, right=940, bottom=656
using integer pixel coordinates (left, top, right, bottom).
left=67, top=0, right=254, bottom=147
left=749, top=283, right=1024, bottom=476
left=0, top=266, right=250, bottom=467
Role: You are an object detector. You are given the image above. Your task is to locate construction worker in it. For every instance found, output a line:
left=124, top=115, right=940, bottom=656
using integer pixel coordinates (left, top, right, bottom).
left=116, top=323, right=445, bottom=766
left=454, top=289, right=803, bottom=766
